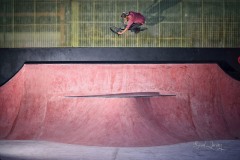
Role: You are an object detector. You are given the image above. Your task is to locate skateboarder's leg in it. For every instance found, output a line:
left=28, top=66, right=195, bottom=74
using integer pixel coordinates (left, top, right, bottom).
left=129, top=23, right=142, bottom=33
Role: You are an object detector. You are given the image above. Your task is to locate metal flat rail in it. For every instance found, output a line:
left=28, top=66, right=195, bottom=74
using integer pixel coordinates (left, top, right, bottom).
left=65, top=92, right=176, bottom=98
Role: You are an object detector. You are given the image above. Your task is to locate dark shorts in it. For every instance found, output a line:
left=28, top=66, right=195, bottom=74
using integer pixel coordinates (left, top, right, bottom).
left=129, top=23, right=142, bottom=32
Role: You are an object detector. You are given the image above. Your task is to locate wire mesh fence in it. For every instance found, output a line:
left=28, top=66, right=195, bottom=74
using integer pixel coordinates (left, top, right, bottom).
left=0, top=0, right=239, bottom=48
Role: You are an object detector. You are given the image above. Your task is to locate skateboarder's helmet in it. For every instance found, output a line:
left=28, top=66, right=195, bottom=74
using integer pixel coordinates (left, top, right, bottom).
left=121, top=12, right=129, bottom=18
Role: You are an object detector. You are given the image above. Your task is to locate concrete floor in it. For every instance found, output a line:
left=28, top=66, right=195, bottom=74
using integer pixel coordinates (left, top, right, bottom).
left=0, top=140, right=240, bottom=160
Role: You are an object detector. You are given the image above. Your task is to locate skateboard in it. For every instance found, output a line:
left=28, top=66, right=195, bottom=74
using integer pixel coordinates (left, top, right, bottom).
left=110, top=26, right=147, bottom=35
left=110, top=26, right=123, bottom=35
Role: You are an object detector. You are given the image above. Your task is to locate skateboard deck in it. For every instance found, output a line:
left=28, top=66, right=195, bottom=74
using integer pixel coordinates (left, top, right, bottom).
left=110, top=26, right=147, bottom=35
left=110, top=26, right=122, bottom=35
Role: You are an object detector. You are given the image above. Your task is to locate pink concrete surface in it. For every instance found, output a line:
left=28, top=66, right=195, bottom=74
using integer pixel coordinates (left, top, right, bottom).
left=0, top=64, right=240, bottom=147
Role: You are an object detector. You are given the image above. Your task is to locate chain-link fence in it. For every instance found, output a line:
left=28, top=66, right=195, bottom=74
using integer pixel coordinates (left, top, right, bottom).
left=0, top=0, right=239, bottom=48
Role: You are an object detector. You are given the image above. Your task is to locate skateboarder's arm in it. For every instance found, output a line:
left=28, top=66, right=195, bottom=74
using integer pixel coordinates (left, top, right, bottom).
left=118, top=28, right=128, bottom=35
left=118, top=20, right=133, bottom=35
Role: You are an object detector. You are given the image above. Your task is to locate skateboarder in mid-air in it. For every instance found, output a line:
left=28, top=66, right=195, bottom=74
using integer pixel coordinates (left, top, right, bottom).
left=117, top=11, right=146, bottom=35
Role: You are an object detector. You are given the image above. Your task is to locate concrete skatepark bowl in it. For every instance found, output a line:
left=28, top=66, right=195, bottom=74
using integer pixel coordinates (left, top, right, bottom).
left=0, top=64, right=240, bottom=159
left=0, top=0, right=240, bottom=159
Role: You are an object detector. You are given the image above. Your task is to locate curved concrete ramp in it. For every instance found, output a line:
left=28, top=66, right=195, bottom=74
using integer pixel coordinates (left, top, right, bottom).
left=0, top=64, right=240, bottom=147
